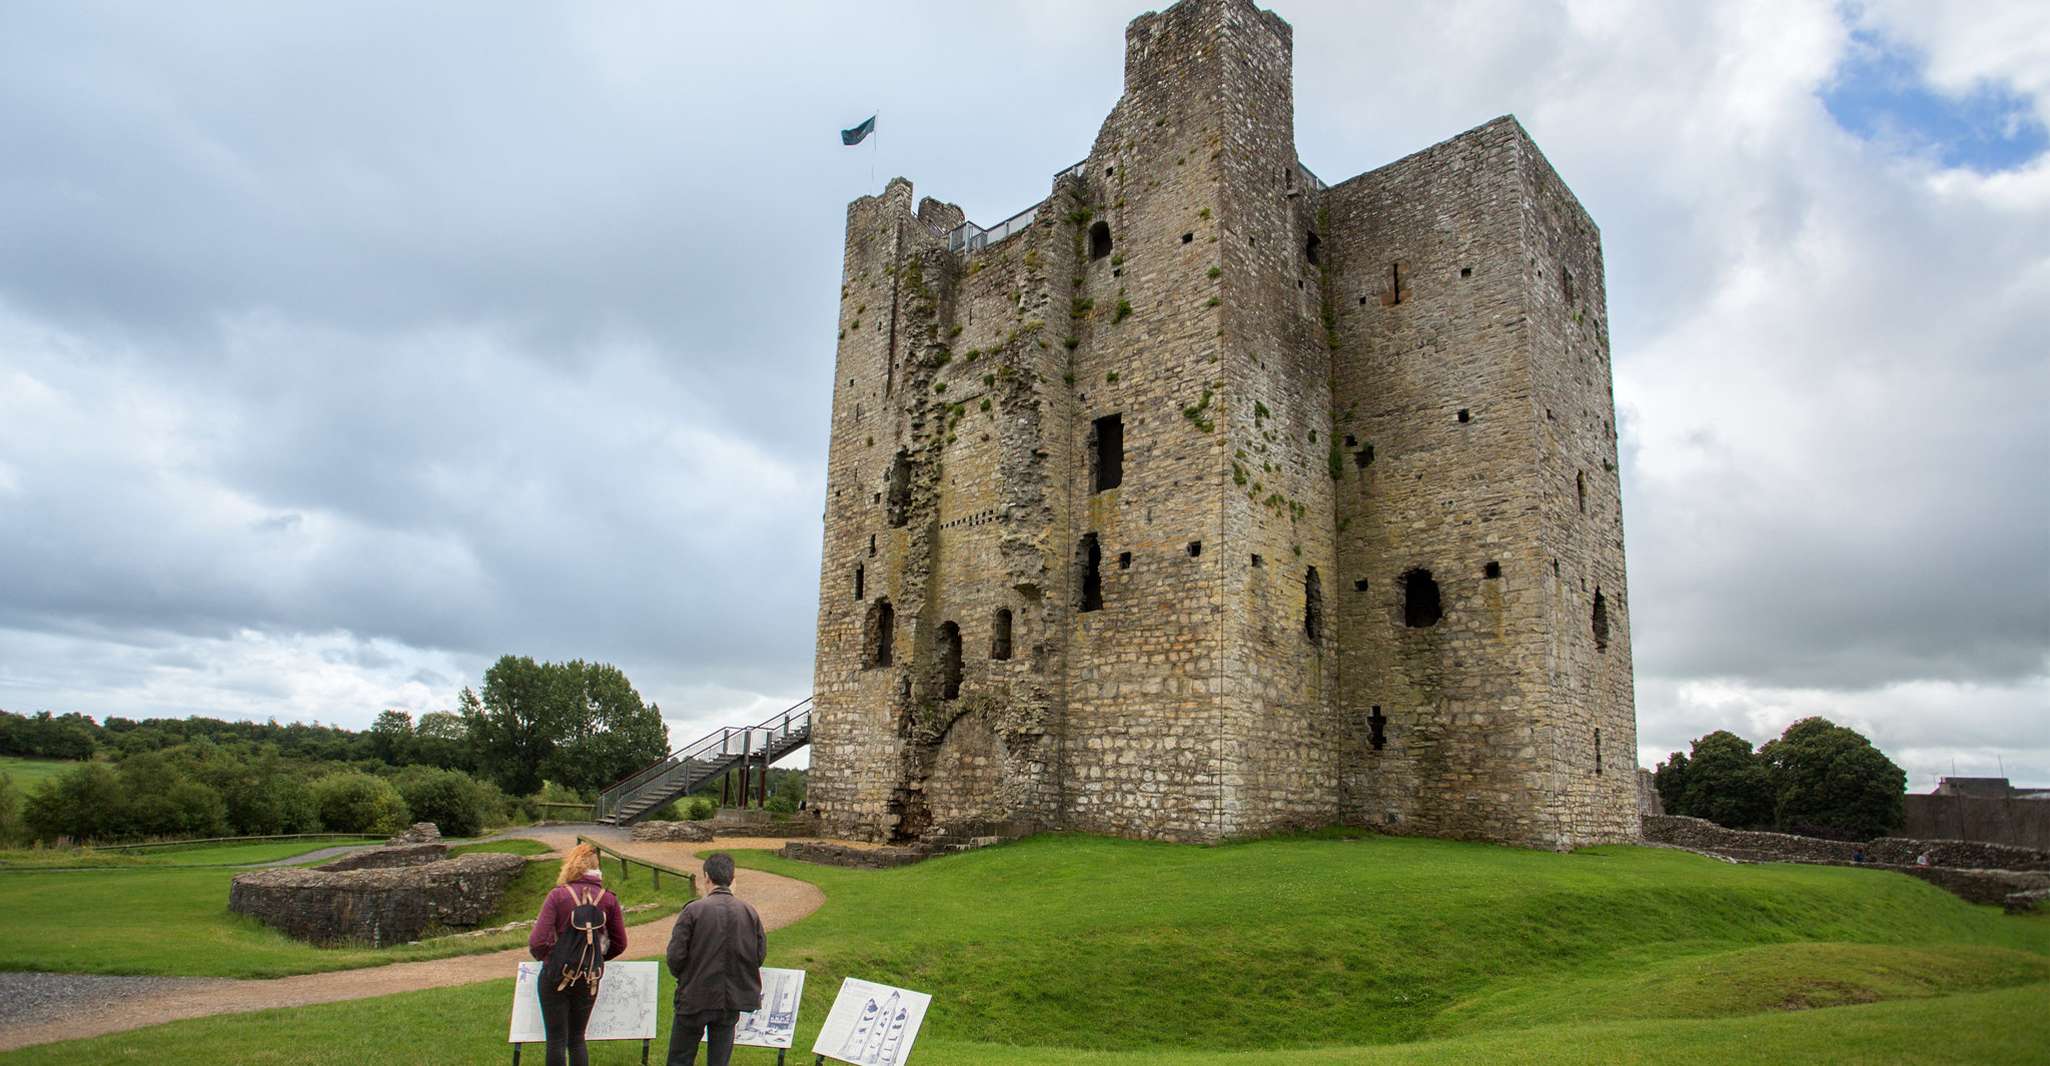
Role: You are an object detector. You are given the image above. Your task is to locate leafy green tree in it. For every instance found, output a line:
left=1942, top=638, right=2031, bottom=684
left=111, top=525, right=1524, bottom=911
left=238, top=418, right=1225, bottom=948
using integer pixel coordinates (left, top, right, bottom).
left=459, top=656, right=560, bottom=795
left=411, top=711, right=474, bottom=772
left=25, top=763, right=126, bottom=841
left=309, top=771, right=410, bottom=834
left=369, top=710, right=417, bottom=765
left=1652, top=750, right=1689, bottom=813
left=1672, top=731, right=1775, bottom=830
left=1759, top=717, right=1906, bottom=839
left=460, top=657, right=668, bottom=796
left=392, top=766, right=499, bottom=837
left=0, top=774, right=24, bottom=845
left=540, top=661, right=669, bottom=795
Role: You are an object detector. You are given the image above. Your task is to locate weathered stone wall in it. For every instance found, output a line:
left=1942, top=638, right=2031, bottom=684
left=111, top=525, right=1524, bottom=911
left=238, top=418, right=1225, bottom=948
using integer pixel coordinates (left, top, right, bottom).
left=779, top=841, right=932, bottom=869
left=808, top=0, right=1638, bottom=849
left=1903, top=795, right=2050, bottom=851
left=317, top=842, right=448, bottom=871
left=1645, top=815, right=2050, bottom=873
left=228, top=853, right=528, bottom=946
left=631, top=821, right=713, bottom=843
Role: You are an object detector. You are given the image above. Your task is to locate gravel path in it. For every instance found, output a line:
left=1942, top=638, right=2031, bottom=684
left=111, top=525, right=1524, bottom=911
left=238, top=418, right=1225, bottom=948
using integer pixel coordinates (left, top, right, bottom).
left=0, top=829, right=850, bottom=1052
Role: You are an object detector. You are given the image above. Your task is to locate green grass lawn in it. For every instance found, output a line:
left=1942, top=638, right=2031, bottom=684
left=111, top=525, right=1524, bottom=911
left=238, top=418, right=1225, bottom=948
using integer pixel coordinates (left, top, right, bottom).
left=0, top=837, right=688, bottom=978
left=3, top=832, right=2045, bottom=1064
left=0, top=755, right=84, bottom=791
left=0, top=839, right=384, bottom=869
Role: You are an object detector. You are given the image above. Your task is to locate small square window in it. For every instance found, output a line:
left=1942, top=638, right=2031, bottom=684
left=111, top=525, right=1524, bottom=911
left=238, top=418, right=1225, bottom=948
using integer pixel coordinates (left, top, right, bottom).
left=1187, top=541, right=1202, bottom=557
left=1353, top=578, right=1369, bottom=591
left=1484, top=561, right=1501, bottom=579
left=1119, top=551, right=1133, bottom=570
left=1457, top=409, right=1470, bottom=423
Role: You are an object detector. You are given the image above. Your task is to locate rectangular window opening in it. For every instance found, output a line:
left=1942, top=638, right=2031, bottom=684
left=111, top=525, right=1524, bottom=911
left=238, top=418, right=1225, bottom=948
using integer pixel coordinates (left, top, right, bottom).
left=1187, top=540, right=1202, bottom=558
left=1078, top=534, right=1104, bottom=613
left=1091, top=414, right=1124, bottom=492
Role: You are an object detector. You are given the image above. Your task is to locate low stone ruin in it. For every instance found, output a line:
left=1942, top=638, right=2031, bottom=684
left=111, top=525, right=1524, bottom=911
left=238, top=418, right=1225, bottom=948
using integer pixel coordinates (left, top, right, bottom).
left=1642, top=815, right=2050, bottom=911
left=386, top=822, right=443, bottom=846
left=229, top=828, right=530, bottom=945
left=630, top=820, right=714, bottom=843
left=779, top=842, right=933, bottom=869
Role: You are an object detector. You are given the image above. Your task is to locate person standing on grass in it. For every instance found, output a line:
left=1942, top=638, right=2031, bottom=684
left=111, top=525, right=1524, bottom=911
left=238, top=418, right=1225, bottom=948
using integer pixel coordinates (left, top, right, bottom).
left=529, top=843, right=628, bottom=1066
left=665, top=852, right=767, bottom=1066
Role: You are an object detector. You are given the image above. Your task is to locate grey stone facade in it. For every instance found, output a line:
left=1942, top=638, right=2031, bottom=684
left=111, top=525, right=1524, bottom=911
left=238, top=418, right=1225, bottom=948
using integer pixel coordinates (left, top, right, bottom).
left=809, top=0, right=1638, bottom=850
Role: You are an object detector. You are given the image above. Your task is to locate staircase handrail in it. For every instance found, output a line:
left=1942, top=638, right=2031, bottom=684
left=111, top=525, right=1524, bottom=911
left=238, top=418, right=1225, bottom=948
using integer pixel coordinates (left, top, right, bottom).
left=596, top=697, right=813, bottom=820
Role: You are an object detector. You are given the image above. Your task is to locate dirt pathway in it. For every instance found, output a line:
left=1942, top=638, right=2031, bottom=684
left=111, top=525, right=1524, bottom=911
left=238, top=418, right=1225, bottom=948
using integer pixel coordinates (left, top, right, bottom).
left=0, top=830, right=851, bottom=1053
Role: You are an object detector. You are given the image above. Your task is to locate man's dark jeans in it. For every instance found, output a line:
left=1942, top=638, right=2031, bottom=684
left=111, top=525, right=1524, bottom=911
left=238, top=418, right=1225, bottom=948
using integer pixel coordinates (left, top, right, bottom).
left=666, top=1008, right=739, bottom=1066
left=538, top=984, right=598, bottom=1066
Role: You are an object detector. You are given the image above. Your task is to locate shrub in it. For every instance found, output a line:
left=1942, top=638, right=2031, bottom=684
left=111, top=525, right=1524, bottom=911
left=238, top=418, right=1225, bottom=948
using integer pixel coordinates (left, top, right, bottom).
left=393, top=766, right=496, bottom=838
left=310, top=772, right=410, bottom=835
left=0, top=774, right=23, bottom=845
left=25, top=763, right=125, bottom=841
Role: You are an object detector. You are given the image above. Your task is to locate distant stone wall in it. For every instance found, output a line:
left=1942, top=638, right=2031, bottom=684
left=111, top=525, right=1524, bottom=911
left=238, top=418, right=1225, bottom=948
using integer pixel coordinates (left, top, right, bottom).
left=631, top=821, right=712, bottom=843
left=1635, top=770, right=1663, bottom=817
left=317, top=842, right=448, bottom=871
left=780, top=842, right=930, bottom=869
left=1903, top=795, right=2050, bottom=851
left=1642, top=816, right=1864, bottom=863
left=228, top=852, right=528, bottom=945
left=1899, top=866, right=2050, bottom=907
left=1866, top=837, right=2050, bottom=872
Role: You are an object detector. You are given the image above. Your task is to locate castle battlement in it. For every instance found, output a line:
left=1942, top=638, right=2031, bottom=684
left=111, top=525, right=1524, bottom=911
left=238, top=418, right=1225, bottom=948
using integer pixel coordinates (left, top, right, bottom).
left=808, top=0, right=1637, bottom=849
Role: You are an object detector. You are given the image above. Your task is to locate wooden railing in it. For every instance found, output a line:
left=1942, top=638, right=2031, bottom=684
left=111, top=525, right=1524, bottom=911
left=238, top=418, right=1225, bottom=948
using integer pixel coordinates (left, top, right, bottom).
left=576, top=835, right=696, bottom=897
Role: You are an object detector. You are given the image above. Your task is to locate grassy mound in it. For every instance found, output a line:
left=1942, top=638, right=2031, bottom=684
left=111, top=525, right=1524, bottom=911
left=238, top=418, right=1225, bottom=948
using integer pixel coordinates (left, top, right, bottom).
left=742, top=832, right=2050, bottom=1051
left=8, top=832, right=2048, bottom=1064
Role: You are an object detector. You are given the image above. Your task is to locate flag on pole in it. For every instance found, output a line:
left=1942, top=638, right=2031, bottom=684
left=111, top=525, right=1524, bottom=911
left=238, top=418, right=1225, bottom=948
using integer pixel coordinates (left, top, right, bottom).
left=841, top=115, right=876, bottom=146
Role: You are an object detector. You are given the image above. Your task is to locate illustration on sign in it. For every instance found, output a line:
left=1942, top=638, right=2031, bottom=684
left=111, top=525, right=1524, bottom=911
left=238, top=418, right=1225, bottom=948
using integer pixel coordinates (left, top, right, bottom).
left=508, top=961, right=659, bottom=1043
left=812, top=977, right=930, bottom=1066
left=709, top=967, right=806, bottom=1049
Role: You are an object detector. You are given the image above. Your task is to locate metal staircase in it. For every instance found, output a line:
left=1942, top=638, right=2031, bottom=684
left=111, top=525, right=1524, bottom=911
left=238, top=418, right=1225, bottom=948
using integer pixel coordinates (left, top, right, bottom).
left=594, top=698, right=812, bottom=826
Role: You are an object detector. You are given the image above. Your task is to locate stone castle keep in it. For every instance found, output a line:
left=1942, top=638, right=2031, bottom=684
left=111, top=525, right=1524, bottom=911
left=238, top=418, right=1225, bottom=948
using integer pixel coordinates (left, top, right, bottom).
left=808, top=0, right=1638, bottom=849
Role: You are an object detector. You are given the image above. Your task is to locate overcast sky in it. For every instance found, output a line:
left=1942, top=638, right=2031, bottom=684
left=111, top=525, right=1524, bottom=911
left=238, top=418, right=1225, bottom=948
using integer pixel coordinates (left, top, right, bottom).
left=1, top=0, right=2044, bottom=789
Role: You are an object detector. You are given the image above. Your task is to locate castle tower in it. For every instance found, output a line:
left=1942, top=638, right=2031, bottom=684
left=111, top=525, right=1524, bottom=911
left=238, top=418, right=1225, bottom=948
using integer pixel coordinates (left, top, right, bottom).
left=808, top=0, right=1637, bottom=849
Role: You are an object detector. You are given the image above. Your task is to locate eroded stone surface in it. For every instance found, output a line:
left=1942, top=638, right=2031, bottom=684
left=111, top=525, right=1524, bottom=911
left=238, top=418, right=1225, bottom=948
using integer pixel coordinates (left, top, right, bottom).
left=808, top=0, right=1636, bottom=849
left=630, top=821, right=713, bottom=843
left=227, top=853, right=528, bottom=945
left=317, top=842, right=448, bottom=871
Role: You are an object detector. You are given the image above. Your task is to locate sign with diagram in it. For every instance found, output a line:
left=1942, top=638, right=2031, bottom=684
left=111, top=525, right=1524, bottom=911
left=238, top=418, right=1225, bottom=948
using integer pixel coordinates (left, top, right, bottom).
left=813, top=977, right=930, bottom=1066
left=711, top=967, right=806, bottom=1049
left=508, top=961, right=660, bottom=1044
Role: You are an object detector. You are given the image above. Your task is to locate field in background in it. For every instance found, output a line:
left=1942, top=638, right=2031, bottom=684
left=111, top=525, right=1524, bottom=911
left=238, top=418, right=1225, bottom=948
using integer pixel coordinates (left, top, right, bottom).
left=0, top=835, right=684, bottom=978
left=8, top=832, right=2047, bottom=1063
left=0, top=755, right=84, bottom=791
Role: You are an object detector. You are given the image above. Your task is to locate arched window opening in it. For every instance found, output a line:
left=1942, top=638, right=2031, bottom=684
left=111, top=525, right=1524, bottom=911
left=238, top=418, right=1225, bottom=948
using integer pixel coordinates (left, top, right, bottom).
left=1402, top=568, right=1442, bottom=628
left=990, top=608, right=1013, bottom=661
left=1592, top=587, right=1609, bottom=651
left=1368, top=705, right=1387, bottom=751
left=1088, top=221, right=1113, bottom=261
left=1304, top=232, right=1321, bottom=266
left=1594, top=728, right=1604, bottom=775
left=853, top=564, right=864, bottom=601
left=938, top=621, right=963, bottom=700
left=864, top=598, right=895, bottom=668
left=1303, top=566, right=1324, bottom=641
left=1576, top=470, right=1587, bottom=514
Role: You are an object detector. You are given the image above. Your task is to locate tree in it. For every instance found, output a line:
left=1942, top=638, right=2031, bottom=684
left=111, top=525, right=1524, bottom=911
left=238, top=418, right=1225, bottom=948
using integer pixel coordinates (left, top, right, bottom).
left=460, top=657, right=669, bottom=796
left=309, top=771, right=410, bottom=834
left=392, top=766, right=499, bottom=837
left=1759, top=717, right=1906, bottom=839
left=459, top=656, right=560, bottom=796
left=540, top=662, right=670, bottom=795
left=25, top=763, right=126, bottom=841
left=1652, top=750, right=1689, bottom=814
left=369, top=709, right=417, bottom=765
left=411, top=711, right=474, bottom=772
left=1670, top=730, right=1775, bottom=830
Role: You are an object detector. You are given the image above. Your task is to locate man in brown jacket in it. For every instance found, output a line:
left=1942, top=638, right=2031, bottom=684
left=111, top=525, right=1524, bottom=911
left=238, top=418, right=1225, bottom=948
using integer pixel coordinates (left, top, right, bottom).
left=665, top=853, right=767, bottom=1066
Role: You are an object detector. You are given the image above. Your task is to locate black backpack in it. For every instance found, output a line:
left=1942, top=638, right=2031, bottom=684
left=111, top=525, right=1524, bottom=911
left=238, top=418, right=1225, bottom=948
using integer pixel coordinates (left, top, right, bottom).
left=541, top=886, right=609, bottom=997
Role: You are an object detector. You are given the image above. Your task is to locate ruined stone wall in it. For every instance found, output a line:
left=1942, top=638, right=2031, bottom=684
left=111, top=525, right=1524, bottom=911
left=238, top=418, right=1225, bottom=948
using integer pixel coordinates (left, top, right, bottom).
left=1321, top=119, right=1561, bottom=846
left=808, top=0, right=1636, bottom=849
left=1210, top=5, right=1343, bottom=836
left=1519, top=132, right=1639, bottom=846
left=228, top=852, right=528, bottom=946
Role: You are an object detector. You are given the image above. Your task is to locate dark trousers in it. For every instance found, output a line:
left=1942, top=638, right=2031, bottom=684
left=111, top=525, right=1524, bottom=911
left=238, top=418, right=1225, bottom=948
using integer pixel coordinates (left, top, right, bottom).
left=538, top=984, right=598, bottom=1066
left=666, top=1008, right=739, bottom=1066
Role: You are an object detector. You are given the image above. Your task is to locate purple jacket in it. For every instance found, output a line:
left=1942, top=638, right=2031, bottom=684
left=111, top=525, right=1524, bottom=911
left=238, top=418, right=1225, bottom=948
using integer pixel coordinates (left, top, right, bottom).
left=528, top=874, right=628, bottom=962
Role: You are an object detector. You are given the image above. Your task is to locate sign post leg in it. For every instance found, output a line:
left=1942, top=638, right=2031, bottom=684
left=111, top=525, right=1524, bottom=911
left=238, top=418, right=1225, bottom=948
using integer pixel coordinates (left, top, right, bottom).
left=511, top=1043, right=521, bottom=1065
